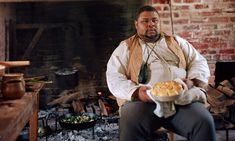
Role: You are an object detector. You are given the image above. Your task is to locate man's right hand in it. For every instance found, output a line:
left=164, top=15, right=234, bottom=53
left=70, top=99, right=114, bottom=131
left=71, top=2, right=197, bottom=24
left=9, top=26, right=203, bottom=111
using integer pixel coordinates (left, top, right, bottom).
left=132, top=86, right=152, bottom=102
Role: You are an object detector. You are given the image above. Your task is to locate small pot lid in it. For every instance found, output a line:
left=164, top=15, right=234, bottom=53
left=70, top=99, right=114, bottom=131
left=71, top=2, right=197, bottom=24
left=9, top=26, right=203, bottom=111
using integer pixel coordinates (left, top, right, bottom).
left=55, top=68, right=78, bottom=75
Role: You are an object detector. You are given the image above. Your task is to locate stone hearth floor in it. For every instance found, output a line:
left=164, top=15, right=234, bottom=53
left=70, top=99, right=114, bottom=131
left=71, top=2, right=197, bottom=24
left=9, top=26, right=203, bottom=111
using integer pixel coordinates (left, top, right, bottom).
left=38, top=121, right=119, bottom=141
left=36, top=110, right=235, bottom=141
left=37, top=123, right=235, bottom=141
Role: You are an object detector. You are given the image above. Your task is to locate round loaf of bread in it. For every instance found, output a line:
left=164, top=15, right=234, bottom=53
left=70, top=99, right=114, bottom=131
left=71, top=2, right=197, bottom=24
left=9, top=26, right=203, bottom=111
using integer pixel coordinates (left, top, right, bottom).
left=150, top=81, right=182, bottom=96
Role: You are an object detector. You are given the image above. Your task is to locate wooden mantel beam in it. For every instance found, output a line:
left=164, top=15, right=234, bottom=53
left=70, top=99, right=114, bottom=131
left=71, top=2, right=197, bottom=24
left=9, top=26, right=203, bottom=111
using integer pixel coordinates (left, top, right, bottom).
left=0, top=0, right=94, bottom=3
left=16, top=23, right=66, bottom=29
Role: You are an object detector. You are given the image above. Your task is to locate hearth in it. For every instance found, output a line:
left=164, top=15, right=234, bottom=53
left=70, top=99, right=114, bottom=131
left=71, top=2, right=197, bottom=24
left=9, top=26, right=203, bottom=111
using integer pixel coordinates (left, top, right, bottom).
left=207, top=61, right=235, bottom=141
left=36, top=103, right=119, bottom=141
left=7, top=0, right=146, bottom=97
left=27, top=87, right=118, bottom=140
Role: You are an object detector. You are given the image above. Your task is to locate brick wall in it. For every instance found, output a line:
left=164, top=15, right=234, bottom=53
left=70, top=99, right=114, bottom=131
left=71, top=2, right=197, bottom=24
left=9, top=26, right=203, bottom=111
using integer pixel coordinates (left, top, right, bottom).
left=152, top=0, right=235, bottom=82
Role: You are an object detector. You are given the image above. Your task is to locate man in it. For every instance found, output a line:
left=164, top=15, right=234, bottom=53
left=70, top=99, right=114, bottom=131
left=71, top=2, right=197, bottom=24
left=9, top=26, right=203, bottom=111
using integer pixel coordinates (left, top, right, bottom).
left=106, top=5, right=217, bottom=141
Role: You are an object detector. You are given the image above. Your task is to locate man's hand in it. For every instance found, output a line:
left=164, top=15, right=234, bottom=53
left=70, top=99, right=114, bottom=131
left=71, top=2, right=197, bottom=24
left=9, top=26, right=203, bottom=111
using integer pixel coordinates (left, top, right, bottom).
left=182, top=79, right=194, bottom=89
left=132, top=86, right=152, bottom=102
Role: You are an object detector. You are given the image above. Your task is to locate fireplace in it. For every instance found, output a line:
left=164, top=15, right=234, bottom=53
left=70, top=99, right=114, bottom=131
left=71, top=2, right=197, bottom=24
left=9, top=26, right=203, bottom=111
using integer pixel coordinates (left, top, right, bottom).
left=6, top=1, right=146, bottom=96
left=207, top=61, right=235, bottom=131
left=214, top=61, right=235, bottom=87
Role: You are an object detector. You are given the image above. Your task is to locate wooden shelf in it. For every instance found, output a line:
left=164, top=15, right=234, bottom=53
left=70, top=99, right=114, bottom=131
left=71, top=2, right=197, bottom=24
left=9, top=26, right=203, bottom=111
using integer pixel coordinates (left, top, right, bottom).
left=0, top=0, right=94, bottom=3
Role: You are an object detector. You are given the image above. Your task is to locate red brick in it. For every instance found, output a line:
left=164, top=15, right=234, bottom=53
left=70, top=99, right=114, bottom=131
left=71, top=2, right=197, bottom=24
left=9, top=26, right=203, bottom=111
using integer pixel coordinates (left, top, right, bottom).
left=191, top=19, right=205, bottom=24
left=203, top=37, right=220, bottom=43
left=218, top=23, right=233, bottom=29
left=200, top=49, right=208, bottom=55
left=212, top=54, right=220, bottom=60
left=173, top=5, right=190, bottom=10
left=190, top=14, right=207, bottom=23
left=199, top=31, right=213, bottom=36
left=183, top=0, right=201, bottom=3
left=177, top=31, right=193, bottom=38
left=212, top=9, right=222, bottom=13
left=183, top=25, right=200, bottom=30
left=160, top=12, right=170, bottom=18
left=173, top=12, right=179, bottom=18
left=163, top=20, right=170, bottom=24
left=231, top=55, right=235, bottom=60
left=194, top=4, right=209, bottom=9
left=231, top=17, right=235, bottom=22
left=174, top=0, right=182, bottom=2
left=193, top=31, right=202, bottom=36
left=223, top=0, right=234, bottom=2
left=163, top=6, right=170, bottom=11
left=201, top=24, right=217, bottom=30
left=209, top=17, right=229, bottom=23
left=220, top=54, right=233, bottom=60
left=214, top=30, right=231, bottom=36
left=173, top=19, right=189, bottom=24
left=191, top=42, right=209, bottom=49
left=152, top=0, right=170, bottom=4
left=219, top=49, right=234, bottom=54
left=209, top=50, right=217, bottom=54
left=200, top=12, right=216, bottom=16
left=211, top=43, right=228, bottom=48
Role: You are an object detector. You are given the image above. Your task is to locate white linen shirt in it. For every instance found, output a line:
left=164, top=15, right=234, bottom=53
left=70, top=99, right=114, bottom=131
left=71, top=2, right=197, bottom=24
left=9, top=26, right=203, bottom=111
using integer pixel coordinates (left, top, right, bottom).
left=106, top=35, right=210, bottom=102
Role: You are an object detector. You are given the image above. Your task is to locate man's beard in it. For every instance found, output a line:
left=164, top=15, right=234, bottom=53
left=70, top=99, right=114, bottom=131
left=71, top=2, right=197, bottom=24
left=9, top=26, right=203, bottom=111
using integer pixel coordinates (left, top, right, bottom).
left=141, top=33, right=161, bottom=42
left=140, top=31, right=161, bottom=43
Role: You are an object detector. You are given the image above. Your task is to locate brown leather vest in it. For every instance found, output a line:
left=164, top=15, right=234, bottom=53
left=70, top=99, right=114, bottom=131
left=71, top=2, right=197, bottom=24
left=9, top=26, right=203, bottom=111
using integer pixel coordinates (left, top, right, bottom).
left=126, top=33, right=187, bottom=84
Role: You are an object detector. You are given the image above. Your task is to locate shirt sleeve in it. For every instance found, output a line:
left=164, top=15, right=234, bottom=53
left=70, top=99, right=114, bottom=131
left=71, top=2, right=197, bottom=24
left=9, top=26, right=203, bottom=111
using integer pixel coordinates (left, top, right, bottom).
left=174, top=35, right=210, bottom=85
left=106, top=41, right=139, bottom=101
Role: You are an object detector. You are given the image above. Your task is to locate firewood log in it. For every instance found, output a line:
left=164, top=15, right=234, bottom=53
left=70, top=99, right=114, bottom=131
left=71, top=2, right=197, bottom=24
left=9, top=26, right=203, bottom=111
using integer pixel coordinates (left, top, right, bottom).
left=47, top=91, right=84, bottom=106
left=98, top=99, right=108, bottom=116
left=72, top=100, right=85, bottom=113
left=217, top=80, right=235, bottom=98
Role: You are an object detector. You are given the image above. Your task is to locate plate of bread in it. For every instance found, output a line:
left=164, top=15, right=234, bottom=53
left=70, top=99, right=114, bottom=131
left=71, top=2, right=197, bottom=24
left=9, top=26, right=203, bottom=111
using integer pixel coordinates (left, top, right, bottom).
left=147, top=81, right=183, bottom=102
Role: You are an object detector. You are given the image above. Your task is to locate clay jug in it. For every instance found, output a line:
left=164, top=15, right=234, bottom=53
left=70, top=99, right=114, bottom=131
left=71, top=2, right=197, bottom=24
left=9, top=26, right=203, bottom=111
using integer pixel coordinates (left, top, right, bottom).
left=2, top=73, right=25, bottom=100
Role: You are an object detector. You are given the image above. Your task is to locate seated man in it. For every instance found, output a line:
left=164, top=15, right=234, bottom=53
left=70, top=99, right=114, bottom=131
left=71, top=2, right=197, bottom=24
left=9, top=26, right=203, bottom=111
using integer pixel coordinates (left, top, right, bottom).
left=106, top=5, right=217, bottom=141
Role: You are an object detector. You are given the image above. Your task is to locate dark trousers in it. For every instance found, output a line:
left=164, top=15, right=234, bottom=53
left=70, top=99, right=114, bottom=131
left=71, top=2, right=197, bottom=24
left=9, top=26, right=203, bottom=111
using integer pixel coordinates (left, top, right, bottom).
left=120, top=101, right=217, bottom=141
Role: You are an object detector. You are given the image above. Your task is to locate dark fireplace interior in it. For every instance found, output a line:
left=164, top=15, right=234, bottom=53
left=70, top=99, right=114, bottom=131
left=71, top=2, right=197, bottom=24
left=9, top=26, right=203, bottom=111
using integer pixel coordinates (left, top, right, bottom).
left=214, top=61, right=235, bottom=86
left=208, top=61, right=235, bottom=130
left=7, top=1, right=145, bottom=96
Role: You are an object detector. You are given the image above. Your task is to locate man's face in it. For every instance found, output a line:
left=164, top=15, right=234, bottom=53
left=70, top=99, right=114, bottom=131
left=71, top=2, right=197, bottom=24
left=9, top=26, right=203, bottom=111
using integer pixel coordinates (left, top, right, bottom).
left=135, top=11, right=161, bottom=41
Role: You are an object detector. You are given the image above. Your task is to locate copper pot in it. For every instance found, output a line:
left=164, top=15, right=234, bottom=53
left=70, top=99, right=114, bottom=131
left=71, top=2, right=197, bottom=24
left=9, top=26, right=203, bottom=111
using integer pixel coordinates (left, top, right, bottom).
left=1, top=73, right=25, bottom=100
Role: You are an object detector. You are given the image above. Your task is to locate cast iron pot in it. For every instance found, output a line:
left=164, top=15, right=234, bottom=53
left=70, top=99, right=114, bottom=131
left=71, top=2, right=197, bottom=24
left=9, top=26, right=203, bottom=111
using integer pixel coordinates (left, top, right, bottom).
left=59, top=112, right=98, bottom=130
left=55, top=68, right=78, bottom=90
